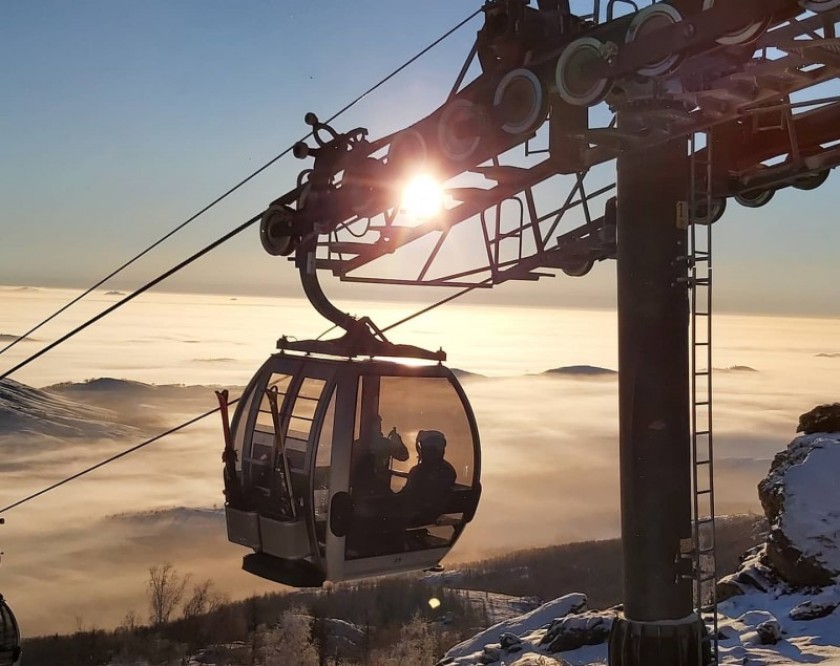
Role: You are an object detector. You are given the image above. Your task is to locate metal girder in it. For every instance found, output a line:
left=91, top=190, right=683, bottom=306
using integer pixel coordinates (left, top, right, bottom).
left=258, top=1, right=840, bottom=291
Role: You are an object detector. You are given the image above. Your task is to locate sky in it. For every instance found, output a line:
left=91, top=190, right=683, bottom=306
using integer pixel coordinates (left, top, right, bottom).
left=2, top=1, right=840, bottom=317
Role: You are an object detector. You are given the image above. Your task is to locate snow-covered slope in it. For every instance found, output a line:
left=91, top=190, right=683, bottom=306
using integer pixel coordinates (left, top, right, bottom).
left=0, top=378, right=134, bottom=440
left=439, top=586, right=840, bottom=665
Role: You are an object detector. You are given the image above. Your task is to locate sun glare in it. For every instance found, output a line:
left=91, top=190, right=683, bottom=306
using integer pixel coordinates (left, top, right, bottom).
left=401, top=174, right=444, bottom=220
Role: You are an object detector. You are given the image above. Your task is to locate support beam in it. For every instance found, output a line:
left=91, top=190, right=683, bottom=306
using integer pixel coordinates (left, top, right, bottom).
left=608, top=125, right=706, bottom=665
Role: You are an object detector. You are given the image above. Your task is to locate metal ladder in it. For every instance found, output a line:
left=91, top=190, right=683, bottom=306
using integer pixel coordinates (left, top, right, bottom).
left=688, top=131, right=719, bottom=665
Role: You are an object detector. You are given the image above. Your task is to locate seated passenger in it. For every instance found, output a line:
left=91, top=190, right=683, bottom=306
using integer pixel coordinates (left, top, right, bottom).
left=350, top=415, right=409, bottom=499
left=398, top=429, right=457, bottom=526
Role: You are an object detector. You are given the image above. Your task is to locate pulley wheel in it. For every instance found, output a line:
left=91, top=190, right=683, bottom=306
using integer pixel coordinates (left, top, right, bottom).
left=561, top=258, right=594, bottom=277
left=735, top=187, right=775, bottom=208
left=387, top=129, right=428, bottom=175
left=793, top=169, right=830, bottom=190
left=493, top=69, right=548, bottom=135
left=343, top=157, right=390, bottom=218
left=625, top=4, right=684, bottom=77
left=800, top=0, right=840, bottom=12
left=555, top=37, right=613, bottom=107
left=260, top=206, right=297, bottom=256
left=693, top=197, right=727, bottom=225
left=438, top=99, right=484, bottom=162
left=702, top=0, right=769, bottom=45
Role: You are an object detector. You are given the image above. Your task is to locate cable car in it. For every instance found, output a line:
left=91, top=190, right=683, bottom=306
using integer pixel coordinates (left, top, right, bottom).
left=219, top=316, right=482, bottom=587
left=0, top=595, right=20, bottom=666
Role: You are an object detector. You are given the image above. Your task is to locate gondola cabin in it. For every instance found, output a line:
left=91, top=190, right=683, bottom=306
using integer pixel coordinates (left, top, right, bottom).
left=0, top=595, right=20, bottom=666
left=222, top=349, right=481, bottom=587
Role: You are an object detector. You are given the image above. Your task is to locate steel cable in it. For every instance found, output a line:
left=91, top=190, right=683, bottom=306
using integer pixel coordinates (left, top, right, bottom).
left=0, top=8, right=481, bottom=359
left=0, top=9, right=484, bottom=514
left=0, top=214, right=262, bottom=383
left=0, top=280, right=484, bottom=514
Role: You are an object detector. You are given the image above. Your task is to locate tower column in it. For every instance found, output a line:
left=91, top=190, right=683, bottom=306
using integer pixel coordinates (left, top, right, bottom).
left=608, top=125, right=706, bottom=665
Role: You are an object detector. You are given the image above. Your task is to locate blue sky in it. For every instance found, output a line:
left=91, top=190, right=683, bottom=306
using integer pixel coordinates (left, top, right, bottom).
left=1, top=1, right=839, bottom=315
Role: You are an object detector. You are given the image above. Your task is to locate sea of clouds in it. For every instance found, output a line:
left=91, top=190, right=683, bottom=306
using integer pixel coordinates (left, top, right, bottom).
left=1, top=287, right=839, bottom=633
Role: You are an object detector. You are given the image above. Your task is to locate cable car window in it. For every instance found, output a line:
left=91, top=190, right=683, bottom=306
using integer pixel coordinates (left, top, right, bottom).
left=298, top=376, right=326, bottom=400
left=232, top=390, right=257, bottom=473
left=254, top=373, right=294, bottom=430
left=0, top=605, right=10, bottom=639
left=314, top=390, right=335, bottom=469
left=347, top=374, right=473, bottom=560
left=246, top=431, right=274, bottom=490
left=238, top=373, right=297, bottom=519
left=288, top=377, right=325, bottom=442
left=378, top=376, right=475, bottom=488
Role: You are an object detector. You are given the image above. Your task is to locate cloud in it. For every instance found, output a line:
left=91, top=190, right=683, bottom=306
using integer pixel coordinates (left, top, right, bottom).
left=541, top=365, right=617, bottom=377
left=0, top=333, right=38, bottom=342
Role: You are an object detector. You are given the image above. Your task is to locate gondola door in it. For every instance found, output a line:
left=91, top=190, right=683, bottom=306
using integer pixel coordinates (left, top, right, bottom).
left=324, top=368, right=393, bottom=581
left=325, top=363, right=480, bottom=581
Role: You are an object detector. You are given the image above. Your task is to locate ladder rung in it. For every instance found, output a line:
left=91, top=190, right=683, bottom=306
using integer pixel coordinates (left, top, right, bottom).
left=696, top=517, right=715, bottom=525
left=695, top=342, right=710, bottom=347
left=694, top=311, right=710, bottom=317
left=695, top=430, right=711, bottom=436
left=695, top=459, right=711, bottom=466
left=695, top=400, right=710, bottom=406
left=695, top=371, right=710, bottom=377
left=697, top=489, right=712, bottom=495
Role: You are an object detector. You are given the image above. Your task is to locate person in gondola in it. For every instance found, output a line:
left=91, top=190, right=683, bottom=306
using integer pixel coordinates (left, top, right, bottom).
left=397, top=429, right=457, bottom=526
left=350, top=414, right=409, bottom=499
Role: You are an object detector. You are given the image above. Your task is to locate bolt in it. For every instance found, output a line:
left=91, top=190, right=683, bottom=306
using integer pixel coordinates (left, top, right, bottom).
left=684, top=23, right=696, bottom=39
left=599, top=41, right=619, bottom=65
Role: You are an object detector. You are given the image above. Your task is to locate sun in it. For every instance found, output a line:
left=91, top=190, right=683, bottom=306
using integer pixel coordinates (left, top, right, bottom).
left=400, top=173, right=444, bottom=220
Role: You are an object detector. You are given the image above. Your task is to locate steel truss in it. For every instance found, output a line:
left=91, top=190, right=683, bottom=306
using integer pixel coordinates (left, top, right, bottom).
left=259, top=1, right=840, bottom=295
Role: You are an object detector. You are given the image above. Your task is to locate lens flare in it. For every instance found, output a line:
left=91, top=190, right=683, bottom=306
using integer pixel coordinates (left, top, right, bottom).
left=428, top=597, right=441, bottom=609
left=401, top=174, right=443, bottom=220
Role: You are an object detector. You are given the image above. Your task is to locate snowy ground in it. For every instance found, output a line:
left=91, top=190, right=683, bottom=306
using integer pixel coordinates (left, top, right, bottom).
left=441, top=586, right=840, bottom=666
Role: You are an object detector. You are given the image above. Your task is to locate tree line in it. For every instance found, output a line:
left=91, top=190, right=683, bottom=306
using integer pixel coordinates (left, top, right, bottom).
left=20, top=515, right=764, bottom=665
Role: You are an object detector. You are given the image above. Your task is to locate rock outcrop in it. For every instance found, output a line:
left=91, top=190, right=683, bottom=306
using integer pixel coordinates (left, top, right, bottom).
left=440, top=594, right=618, bottom=666
left=797, top=402, right=840, bottom=435
left=719, top=406, right=840, bottom=594
left=758, top=431, right=840, bottom=587
left=539, top=611, right=613, bottom=653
